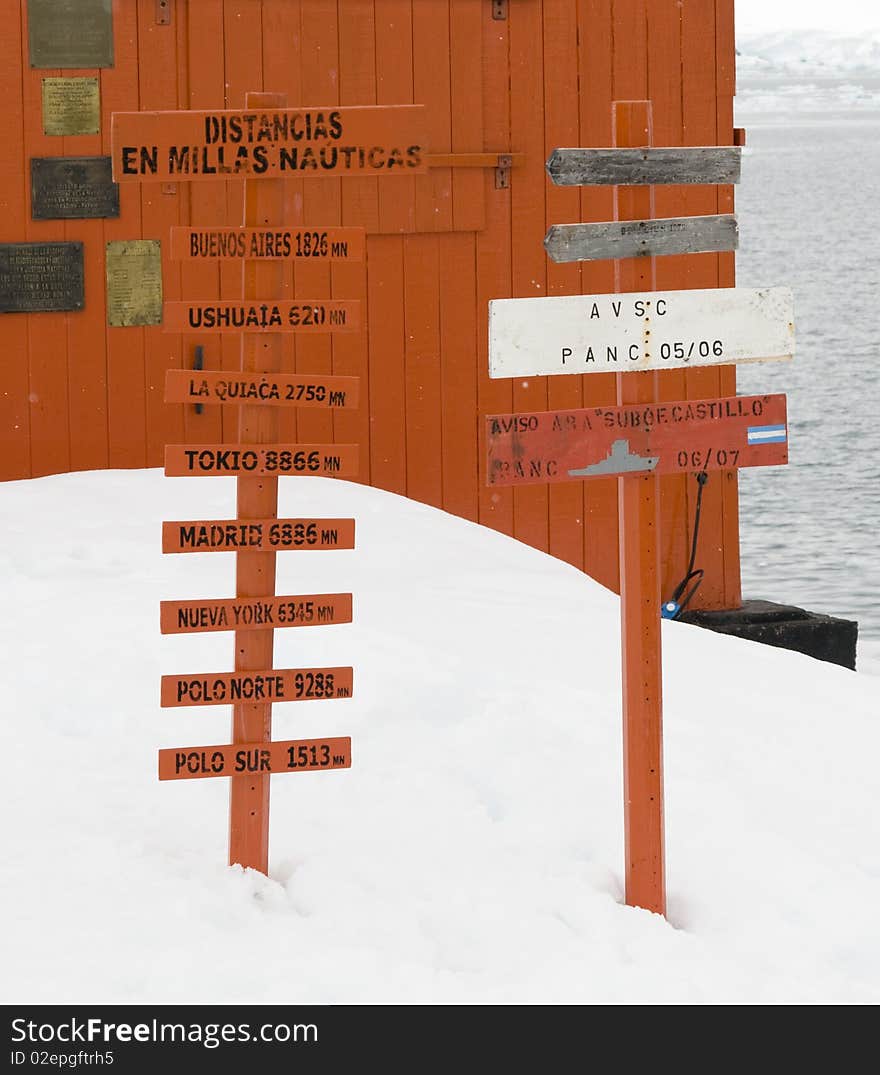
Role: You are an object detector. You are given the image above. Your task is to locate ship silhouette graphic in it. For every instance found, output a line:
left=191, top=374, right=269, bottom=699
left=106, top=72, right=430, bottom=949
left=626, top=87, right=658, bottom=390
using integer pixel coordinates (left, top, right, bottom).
left=568, top=438, right=659, bottom=477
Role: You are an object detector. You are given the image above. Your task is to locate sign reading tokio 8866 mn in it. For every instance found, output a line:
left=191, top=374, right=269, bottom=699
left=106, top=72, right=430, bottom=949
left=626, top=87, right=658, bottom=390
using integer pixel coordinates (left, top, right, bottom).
left=488, top=286, right=794, bottom=379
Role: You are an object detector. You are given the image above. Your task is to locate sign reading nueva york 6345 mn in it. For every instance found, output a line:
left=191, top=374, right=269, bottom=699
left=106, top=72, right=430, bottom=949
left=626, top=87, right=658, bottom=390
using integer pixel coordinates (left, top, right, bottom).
left=488, top=286, right=794, bottom=379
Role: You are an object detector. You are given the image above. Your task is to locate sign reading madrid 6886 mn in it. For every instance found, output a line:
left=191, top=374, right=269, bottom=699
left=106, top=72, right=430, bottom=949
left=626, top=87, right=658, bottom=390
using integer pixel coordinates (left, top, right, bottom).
left=488, top=286, right=794, bottom=378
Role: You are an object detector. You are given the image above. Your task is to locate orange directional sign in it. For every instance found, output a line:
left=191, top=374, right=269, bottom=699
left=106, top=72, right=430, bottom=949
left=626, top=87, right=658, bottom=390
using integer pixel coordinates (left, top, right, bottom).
left=111, top=105, right=428, bottom=181
left=162, top=517, right=355, bottom=553
left=169, top=226, right=365, bottom=261
left=164, top=443, right=359, bottom=477
left=160, top=593, right=352, bottom=635
left=165, top=370, right=359, bottom=408
left=487, top=394, right=787, bottom=487
left=159, top=736, right=352, bottom=780
left=162, top=299, right=359, bottom=333
left=161, top=666, right=354, bottom=707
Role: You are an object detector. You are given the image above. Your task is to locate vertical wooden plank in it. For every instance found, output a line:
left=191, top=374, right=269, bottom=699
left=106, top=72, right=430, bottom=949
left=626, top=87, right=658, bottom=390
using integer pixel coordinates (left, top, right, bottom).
left=369, top=0, right=411, bottom=494
left=647, top=0, right=690, bottom=606
left=509, top=0, right=548, bottom=554
left=413, top=0, right=452, bottom=234
left=577, top=0, right=618, bottom=590
left=543, top=0, right=584, bottom=571
left=334, top=0, right=376, bottom=483
left=0, top=0, right=31, bottom=479
left=138, top=0, right=183, bottom=467
left=715, top=0, right=741, bottom=608
left=294, top=1, right=340, bottom=452
left=181, top=0, right=226, bottom=450
left=403, top=234, right=441, bottom=506
left=477, top=0, right=513, bottom=535
left=449, top=0, right=484, bottom=233
left=681, top=0, right=727, bottom=608
left=103, top=0, right=146, bottom=469
left=20, top=5, right=70, bottom=478
left=614, top=98, right=665, bottom=919
left=262, top=0, right=303, bottom=445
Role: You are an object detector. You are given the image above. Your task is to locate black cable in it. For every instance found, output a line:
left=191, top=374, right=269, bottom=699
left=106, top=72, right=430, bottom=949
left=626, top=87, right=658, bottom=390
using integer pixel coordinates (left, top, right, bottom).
left=663, top=471, right=708, bottom=618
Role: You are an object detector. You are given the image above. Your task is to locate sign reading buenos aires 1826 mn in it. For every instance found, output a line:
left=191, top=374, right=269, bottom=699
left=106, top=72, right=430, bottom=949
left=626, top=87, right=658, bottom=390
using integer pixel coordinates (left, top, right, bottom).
left=111, top=105, right=428, bottom=181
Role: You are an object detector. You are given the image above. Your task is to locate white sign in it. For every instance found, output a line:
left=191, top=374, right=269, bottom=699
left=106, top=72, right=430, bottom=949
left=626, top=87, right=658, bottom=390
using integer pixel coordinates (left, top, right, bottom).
left=488, top=286, right=794, bottom=379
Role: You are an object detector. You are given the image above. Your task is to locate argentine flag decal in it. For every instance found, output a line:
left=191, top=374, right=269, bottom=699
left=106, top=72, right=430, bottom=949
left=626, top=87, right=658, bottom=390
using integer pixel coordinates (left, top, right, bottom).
left=747, top=424, right=787, bottom=445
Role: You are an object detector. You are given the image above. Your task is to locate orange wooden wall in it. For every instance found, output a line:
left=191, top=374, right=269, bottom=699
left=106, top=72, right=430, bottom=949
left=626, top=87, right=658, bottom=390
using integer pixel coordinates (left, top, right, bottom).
left=0, top=0, right=741, bottom=610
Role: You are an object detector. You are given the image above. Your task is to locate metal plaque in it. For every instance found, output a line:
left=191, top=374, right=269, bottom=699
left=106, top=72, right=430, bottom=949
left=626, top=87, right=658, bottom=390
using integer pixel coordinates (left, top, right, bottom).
left=105, top=240, right=162, bottom=327
left=31, top=157, right=119, bottom=220
left=0, top=242, right=84, bottom=313
left=42, top=78, right=100, bottom=136
left=28, top=0, right=114, bottom=69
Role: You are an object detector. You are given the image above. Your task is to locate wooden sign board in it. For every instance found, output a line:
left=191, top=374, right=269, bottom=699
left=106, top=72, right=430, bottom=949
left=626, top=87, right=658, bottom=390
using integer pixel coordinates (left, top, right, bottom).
left=162, top=518, right=356, bottom=553
left=165, top=443, right=358, bottom=477
left=159, top=736, right=352, bottom=780
left=161, top=666, right=354, bottom=707
left=168, top=226, right=365, bottom=262
left=544, top=215, right=738, bottom=263
left=160, top=593, right=353, bottom=635
left=545, top=146, right=741, bottom=186
left=162, top=299, right=359, bottom=334
left=164, top=370, right=359, bottom=409
left=488, top=287, right=794, bottom=379
left=486, top=394, right=788, bottom=487
left=111, top=105, right=428, bottom=181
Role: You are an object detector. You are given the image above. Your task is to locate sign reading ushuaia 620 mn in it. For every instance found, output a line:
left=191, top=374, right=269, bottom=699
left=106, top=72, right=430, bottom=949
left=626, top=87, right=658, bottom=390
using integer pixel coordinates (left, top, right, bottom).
left=111, top=105, right=428, bottom=181
left=488, top=286, right=794, bottom=378
left=486, top=394, right=788, bottom=487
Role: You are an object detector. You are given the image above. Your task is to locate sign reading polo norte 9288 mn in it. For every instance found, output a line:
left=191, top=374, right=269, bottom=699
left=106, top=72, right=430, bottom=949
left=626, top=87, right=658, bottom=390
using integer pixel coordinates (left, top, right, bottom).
left=111, top=105, right=428, bottom=181
left=489, top=286, right=794, bottom=379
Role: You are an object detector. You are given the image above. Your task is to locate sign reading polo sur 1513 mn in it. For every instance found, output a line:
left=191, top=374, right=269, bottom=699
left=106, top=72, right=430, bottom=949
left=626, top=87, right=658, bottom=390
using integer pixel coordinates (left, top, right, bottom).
left=486, top=394, right=788, bottom=487
left=488, top=286, right=794, bottom=378
left=111, top=105, right=428, bottom=181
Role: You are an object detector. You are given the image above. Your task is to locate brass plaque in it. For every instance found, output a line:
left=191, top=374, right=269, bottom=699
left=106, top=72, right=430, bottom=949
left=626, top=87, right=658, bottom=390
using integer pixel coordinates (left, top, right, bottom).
left=0, top=242, right=84, bottom=313
left=106, top=240, right=163, bottom=327
left=31, top=157, right=119, bottom=220
left=28, top=0, right=114, bottom=69
left=42, top=78, right=100, bottom=136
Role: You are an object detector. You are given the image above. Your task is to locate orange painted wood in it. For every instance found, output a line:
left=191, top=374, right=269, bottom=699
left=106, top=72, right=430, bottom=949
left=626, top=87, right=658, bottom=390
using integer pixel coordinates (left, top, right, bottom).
left=165, top=369, right=359, bottom=408
left=0, top=0, right=30, bottom=478
left=162, top=299, right=360, bottom=334
left=111, top=105, right=429, bottom=181
left=162, top=517, right=355, bottom=553
left=159, top=736, right=352, bottom=781
left=161, top=666, right=354, bottom=707
left=414, top=1, right=452, bottom=234
left=614, top=98, right=665, bottom=918
left=543, top=0, right=584, bottom=572
left=164, top=441, right=359, bottom=478
left=376, top=0, right=416, bottom=235
left=509, top=0, right=549, bottom=555
left=168, top=225, right=365, bottom=261
left=485, top=394, right=788, bottom=486
left=159, top=592, right=353, bottom=635
left=449, top=0, right=486, bottom=233
left=404, top=234, right=442, bottom=506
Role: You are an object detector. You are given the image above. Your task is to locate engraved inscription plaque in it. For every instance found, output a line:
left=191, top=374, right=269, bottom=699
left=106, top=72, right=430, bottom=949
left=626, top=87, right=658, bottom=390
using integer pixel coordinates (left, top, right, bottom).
left=0, top=243, right=84, bottom=313
left=106, top=240, right=163, bottom=327
left=42, top=78, right=100, bottom=136
left=28, top=0, right=114, bottom=69
left=31, top=157, right=119, bottom=220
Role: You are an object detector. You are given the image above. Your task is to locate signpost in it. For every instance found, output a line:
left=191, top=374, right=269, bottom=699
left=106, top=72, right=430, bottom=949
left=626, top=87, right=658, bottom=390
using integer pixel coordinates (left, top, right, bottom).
left=487, top=102, right=793, bottom=918
left=111, top=91, right=428, bottom=875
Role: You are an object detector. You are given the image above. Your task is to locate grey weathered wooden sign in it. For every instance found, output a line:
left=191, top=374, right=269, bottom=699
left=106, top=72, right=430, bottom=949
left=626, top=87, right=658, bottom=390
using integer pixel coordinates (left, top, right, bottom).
left=545, top=147, right=741, bottom=186
left=544, top=214, right=738, bottom=263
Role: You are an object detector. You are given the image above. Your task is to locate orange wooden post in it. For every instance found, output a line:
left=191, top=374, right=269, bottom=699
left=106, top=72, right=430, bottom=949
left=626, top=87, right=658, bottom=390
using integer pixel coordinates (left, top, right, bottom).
left=229, top=91, right=286, bottom=874
left=613, top=100, right=666, bottom=916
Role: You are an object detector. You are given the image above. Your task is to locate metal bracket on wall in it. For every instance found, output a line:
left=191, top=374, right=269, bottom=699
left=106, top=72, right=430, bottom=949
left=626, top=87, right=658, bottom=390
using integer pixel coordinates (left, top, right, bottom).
left=492, top=1, right=508, bottom=19
left=156, top=0, right=171, bottom=25
left=495, top=154, right=513, bottom=189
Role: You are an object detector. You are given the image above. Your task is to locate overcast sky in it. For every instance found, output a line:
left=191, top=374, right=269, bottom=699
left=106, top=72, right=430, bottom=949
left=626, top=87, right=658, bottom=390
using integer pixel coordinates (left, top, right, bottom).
left=736, top=0, right=878, bottom=33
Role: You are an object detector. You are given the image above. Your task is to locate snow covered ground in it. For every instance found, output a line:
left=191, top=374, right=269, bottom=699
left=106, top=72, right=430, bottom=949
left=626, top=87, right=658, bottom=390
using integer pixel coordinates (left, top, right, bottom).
left=3, top=469, right=879, bottom=1004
